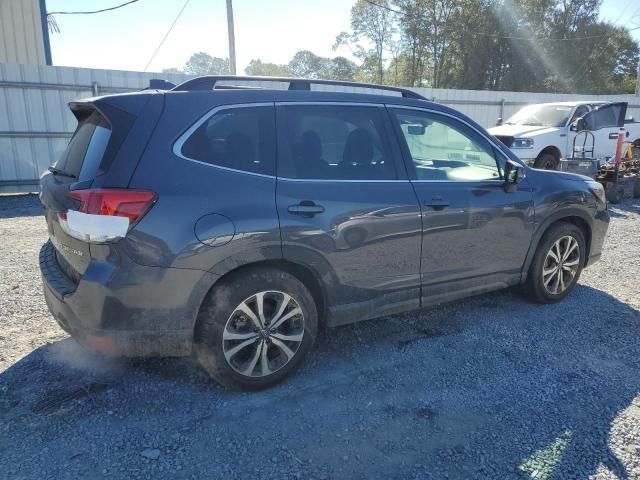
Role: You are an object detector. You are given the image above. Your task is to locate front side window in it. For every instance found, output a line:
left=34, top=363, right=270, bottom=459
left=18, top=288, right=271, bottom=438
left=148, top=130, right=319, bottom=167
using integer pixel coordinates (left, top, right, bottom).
left=391, top=109, right=501, bottom=182
left=180, top=106, right=275, bottom=176
left=570, top=105, right=589, bottom=124
left=278, top=105, right=397, bottom=180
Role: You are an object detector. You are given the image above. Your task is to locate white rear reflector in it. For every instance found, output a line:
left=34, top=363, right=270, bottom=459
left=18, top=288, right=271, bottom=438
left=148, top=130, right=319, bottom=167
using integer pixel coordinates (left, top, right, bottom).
left=62, top=210, right=129, bottom=242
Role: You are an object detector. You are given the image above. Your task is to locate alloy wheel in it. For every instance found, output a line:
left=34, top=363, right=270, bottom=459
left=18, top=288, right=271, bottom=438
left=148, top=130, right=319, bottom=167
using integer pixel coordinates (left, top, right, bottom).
left=222, top=291, right=305, bottom=378
left=542, top=235, right=580, bottom=295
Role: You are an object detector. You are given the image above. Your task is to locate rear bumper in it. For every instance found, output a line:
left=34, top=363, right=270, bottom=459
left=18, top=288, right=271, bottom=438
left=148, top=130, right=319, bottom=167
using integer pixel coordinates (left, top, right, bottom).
left=40, top=241, right=216, bottom=357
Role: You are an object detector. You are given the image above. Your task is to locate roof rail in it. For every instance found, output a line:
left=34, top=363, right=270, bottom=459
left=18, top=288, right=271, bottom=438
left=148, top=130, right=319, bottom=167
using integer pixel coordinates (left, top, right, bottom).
left=171, top=75, right=427, bottom=100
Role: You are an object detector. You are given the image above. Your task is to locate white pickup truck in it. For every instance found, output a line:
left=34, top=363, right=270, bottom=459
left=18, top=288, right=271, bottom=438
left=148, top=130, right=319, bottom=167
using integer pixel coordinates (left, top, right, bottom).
left=488, top=101, right=640, bottom=169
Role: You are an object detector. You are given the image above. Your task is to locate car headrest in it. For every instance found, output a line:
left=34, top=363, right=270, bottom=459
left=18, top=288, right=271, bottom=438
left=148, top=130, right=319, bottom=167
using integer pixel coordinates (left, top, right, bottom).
left=343, top=128, right=373, bottom=166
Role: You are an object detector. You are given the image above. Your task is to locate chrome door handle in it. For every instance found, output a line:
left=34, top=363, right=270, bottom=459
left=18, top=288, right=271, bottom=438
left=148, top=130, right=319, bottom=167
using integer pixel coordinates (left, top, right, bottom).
left=426, top=196, right=450, bottom=210
left=288, top=202, right=325, bottom=216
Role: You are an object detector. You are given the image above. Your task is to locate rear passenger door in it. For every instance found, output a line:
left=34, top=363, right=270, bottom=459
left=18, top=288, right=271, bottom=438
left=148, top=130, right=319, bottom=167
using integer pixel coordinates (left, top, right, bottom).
left=388, top=107, right=534, bottom=301
left=275, top=103, right=422, bottom=323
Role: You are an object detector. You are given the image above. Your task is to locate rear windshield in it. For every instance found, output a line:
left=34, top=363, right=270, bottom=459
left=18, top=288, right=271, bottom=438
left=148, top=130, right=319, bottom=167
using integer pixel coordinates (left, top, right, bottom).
left=54, top=110, right=111, bottom=181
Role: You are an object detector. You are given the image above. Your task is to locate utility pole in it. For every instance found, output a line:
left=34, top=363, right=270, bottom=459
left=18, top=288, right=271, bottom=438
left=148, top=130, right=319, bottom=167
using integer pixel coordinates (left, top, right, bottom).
left=636, top=60, right=640, bottom=96
left=226, top=0, right=237, bottom=75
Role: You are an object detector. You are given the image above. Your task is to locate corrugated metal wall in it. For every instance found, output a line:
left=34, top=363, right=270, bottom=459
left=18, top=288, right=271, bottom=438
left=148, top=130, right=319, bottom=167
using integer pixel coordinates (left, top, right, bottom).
left=0, top=0, right=46, bottom=65
left=1, top=62, right=639, bottom=193
left=0, top=63, right=191, bottom=192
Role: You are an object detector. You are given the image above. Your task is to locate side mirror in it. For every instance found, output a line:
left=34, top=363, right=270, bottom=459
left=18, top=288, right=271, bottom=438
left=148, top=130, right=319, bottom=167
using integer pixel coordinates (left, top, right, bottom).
left=495, top=117, right=503, bottom=126
left=407, top=124, right=426, bottom=135
left=504, top=160, right=526, bottom=193
left=571, top=117, right=587, bottom=132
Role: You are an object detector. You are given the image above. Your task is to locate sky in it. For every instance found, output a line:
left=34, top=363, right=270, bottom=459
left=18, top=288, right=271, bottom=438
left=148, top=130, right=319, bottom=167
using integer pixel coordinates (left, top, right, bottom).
left=45, top=0, right=640, bottom=74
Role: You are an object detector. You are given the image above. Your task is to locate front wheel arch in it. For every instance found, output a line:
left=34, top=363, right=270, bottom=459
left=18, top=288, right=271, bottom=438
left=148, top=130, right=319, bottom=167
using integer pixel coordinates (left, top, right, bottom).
left=522, top=212, right=592, bottom=281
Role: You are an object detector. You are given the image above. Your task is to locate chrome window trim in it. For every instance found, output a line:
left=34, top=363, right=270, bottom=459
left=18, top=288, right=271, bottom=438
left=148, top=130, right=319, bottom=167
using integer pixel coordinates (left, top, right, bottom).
left=172, top=102, right=277, bottom=179
left=172, top=101, right=517, bottom=184
left=278, top=177, right=408, bottom=184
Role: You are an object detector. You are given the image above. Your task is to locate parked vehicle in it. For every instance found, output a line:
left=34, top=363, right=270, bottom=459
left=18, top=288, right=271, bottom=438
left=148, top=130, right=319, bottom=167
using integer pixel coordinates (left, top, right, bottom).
left=39, top=77, right=609, bottom=389
left=488, top=101, right=640, bottom=169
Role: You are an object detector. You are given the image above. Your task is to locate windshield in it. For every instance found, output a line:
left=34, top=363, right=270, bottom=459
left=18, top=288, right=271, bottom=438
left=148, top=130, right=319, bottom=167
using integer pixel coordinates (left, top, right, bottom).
left=505, top=104, right=574, bottom=128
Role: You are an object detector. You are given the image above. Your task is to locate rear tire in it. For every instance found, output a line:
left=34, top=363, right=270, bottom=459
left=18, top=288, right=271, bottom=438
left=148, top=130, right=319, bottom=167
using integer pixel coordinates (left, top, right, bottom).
left=525, top=223, right=585, bottom=304
left=194, top=267, right=318, bottom=390
left=533, top=153, right=558, bottom=170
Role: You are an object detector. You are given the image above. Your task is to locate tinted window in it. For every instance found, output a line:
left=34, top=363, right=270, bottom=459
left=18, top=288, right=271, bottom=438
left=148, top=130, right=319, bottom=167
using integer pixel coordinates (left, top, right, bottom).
left=391, top=109, right=501, bottom=181
left=54, top=110, right=111, bottom=179
left=587, top=104, right=622, bottom=130
left=181, top=106, right=275, bottom=175
left=278, top=105, right=397, bottom=180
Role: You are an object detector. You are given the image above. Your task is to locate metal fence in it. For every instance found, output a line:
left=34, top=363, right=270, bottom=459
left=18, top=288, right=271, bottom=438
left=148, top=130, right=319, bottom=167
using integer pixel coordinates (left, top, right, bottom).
left=1, top=62, right=639, bottom=193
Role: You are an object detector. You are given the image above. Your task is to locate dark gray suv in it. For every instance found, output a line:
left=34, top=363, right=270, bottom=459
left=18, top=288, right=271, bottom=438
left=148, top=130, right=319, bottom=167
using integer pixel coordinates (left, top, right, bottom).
left=39, top=76, right=609, bottom=389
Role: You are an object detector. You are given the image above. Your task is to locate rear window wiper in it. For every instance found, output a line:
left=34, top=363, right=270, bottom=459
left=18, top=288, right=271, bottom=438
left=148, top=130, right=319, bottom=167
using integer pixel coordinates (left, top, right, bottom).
left=48, top=166, right=77, bottom=179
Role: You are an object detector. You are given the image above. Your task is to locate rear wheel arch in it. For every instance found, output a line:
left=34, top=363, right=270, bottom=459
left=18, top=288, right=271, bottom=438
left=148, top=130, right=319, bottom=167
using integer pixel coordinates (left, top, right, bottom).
left=198, top=259, right=328, bottom=332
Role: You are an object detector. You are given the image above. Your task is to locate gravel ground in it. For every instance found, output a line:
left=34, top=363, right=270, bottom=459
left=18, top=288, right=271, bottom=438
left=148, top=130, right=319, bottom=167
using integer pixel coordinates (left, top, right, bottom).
left=1, top=194, right=639, bottom=480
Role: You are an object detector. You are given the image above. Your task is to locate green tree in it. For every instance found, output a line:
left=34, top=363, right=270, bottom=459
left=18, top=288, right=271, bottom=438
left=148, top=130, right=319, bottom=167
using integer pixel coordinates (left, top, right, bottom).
left=327, top=56, right=359, bottom=80
left=288, top=50, right=328, bottom=78
left=244, top=59, right=292, bottom=77
left=183, top=52, right=230, bottom=75
left=335, top=0, right=396, bottom=83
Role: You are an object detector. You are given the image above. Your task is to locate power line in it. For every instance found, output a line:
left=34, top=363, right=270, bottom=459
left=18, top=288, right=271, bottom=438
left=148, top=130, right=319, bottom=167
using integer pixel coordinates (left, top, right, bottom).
left=361, top=0, right=640, bottom=42
left=143, top=0, right=191, bottom=72
left=47, top=0, right=140, bottom=15
left=362, top=0, right=402, bottom=14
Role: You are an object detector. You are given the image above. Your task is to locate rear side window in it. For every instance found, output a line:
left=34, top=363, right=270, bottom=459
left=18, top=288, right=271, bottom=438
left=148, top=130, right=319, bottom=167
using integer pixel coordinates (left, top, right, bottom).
left=277, top=105, right=397, bottom=180
left=180, top=106, right=276, bottom=176
left=54, top=110, right=111, bottom=181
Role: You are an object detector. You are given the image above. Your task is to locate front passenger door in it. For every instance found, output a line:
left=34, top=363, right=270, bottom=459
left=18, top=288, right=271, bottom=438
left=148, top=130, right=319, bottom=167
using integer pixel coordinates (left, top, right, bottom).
left=583, top=102, right=626, bottom=159
left=388, top=107, right=535, bottom=301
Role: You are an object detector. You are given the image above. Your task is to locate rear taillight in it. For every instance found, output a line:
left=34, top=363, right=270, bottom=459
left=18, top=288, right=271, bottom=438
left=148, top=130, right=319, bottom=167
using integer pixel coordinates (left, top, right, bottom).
left=66, top=189, right=157, bottom=224
left=58, top=188, right=157, bottom=243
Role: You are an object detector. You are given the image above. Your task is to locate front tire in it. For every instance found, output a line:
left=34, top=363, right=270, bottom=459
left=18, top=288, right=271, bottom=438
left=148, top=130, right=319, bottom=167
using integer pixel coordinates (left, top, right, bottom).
left=533, top=152, right=558, bottom=170
left=525, top=223, right=585, bottom=303
left=194, top=267, right=318, bottom=390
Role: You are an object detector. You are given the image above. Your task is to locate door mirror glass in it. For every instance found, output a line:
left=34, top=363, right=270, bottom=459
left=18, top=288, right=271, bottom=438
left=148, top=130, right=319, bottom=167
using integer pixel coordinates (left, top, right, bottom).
left=504, top=160, right=525, bottom=192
